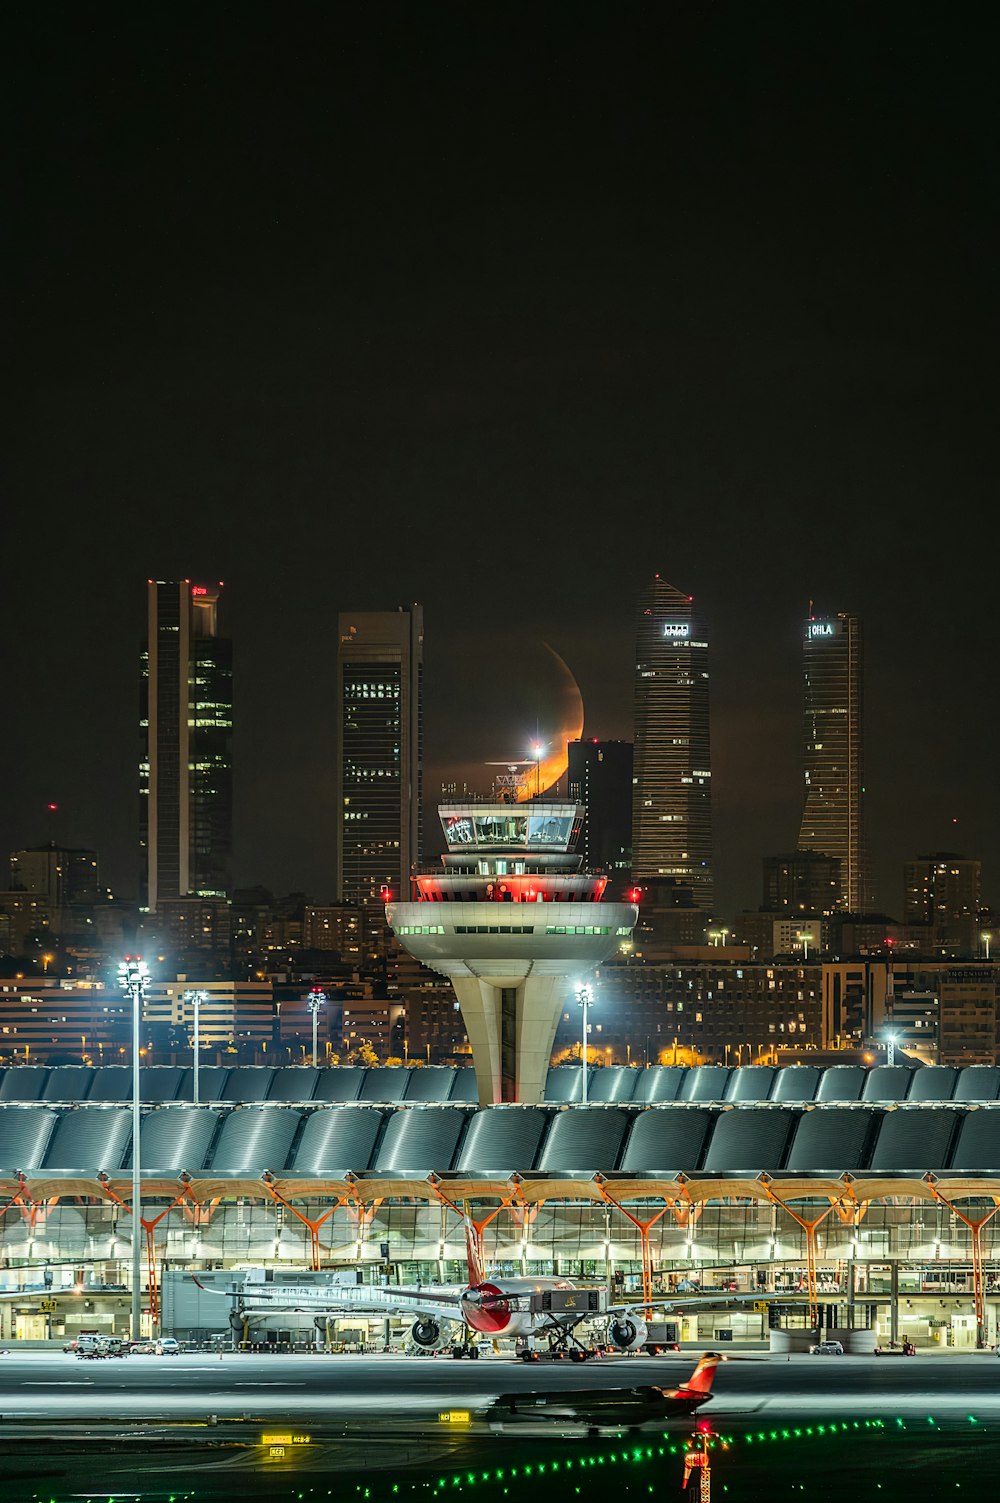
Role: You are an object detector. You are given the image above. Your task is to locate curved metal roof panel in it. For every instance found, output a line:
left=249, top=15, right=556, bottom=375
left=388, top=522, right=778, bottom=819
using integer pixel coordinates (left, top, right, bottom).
left=587, top=1067, right=640, bottom=1104
left=632, top=1066, right=687, bottom=1103
left=815, top=1065, right=866, bottom=1102
left=701, top=1108, right=797, bottom=1172
left=862, top=1067, right=916, bottom=1103
left=948, top=1110, right=1000, bottom=1172
left=372, top=1107, right=467, bottom=1173
left=86, top=1066, right=133, bottom=1102
left=681, top=1066, right=732, bottom=1104
left=178, top=1066, right=230, bottom=1103
left=290, top=1106, right=385, bottom=1174
left=133, top=1107, right=221, bottom=1171
left=312, top=1068, right=365, bottom=1103
left=769, top=1066, right=821, bottom=1103
left=266, top=1067, right=320, bottom=1102
left=724, top=1067, right=777, bottom=1103
left=544, top=1066, right=589, bottom=1104
left=209, top=1107, right=301, bottom=1172
left=0, top=1067, right=50, bottom=1102
left=41, top=1066, right=94, bottom=1102
left=953, top=1067, right=1000, bottom=1103
left=43, top=1107, right=133, bottom=1171
left=449, top=1068, right=478, bottom=1103
left=359, top=1068, right=412, bottom=1103
left=535, top=1107, right=630, bottom=1172
left=869, top=1108, right=960, bottom=1172
left=220, top=1068, right=275, bottom=1103
left=454, top=1107, right=549, bottom=1173
left=618, top=1107, right=716, bottom=1173
left=141, top=1067, right=186, bottom=1102
left=404, top=1068, right=457, bottom=1103
left=785, top=1107, right=877, bottom=1172
left=907, top=1066, right=958, bottom=1102
left=0, top=1106, right=59, bottom=1168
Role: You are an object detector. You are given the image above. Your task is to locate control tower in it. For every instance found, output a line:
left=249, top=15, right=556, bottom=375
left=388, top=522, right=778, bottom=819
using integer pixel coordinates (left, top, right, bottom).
left=387, top=802, right=638, bottom=1105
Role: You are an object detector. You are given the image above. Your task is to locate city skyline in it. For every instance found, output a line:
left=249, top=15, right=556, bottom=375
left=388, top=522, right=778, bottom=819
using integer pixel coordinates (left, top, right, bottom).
left=2, top=573, right=994, bottom=924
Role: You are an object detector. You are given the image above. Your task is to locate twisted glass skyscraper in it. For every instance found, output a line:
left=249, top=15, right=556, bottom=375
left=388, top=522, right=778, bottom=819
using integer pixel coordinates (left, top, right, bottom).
left=797, top=611, right=865, bottom=911
left=630, top=576, right=713, bottom=910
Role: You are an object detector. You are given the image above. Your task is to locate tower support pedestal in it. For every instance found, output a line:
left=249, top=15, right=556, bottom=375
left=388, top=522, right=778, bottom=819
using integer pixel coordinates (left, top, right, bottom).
left=451, top=975, right=570, bottom=1105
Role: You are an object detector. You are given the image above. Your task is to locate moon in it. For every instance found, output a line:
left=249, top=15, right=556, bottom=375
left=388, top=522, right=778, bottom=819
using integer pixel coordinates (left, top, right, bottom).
left=516, top=642, right=585, bottom=799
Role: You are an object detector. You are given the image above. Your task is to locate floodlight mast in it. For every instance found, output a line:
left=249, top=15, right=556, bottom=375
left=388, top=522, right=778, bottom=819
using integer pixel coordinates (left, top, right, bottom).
left=577, top=983, right=593, bottom=1103
left=182, top=990, right=210, bottom=1105
left=307, top=989, right=328, bottom=1068
left=117, top=956, right=150, bottom=1342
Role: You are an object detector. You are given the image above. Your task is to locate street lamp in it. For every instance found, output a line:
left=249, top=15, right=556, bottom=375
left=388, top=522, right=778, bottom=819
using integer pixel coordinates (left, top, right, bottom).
left=182, top=990, right=210, bottom=1106
left=117, top=956, right=150, bottom=1343
left=307, top=988, right=328, bottom=1068
left=796, top=930, right=814, bottom=961
left=576, top=983, right=593, bottom=1104
left=983, top=932, right=992, bottom=962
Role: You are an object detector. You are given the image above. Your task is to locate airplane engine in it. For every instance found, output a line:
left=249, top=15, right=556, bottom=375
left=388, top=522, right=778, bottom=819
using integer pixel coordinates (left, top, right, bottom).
left=608, top=1316, right=648, bottom=1352
left=410, top=1317, right=450, bottom=1351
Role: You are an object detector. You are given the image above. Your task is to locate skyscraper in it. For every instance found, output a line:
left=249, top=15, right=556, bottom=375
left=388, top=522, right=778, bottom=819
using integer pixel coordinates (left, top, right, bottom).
left=797, top=611, right=864, bottom=911
left=630, top=576, right=713, bottom=910
left=334, top=606, right=423, bottom=905
left=140, top=581, right=233, bottom=912
left=567, top=739, right=633, bottom=880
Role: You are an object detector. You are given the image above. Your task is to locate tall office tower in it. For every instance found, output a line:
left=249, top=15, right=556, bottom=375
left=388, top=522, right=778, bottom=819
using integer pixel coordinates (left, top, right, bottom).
left=567, top=739, right=633, bottom=880
left=904, top=852, right=981, bottom=954
left=630, top=576, right=713, bottom=910
left=334, top=606, right=423, bottom=905
left=797, top=611, right=864, bottom=911
left=140, top=581, right=233, bottom=912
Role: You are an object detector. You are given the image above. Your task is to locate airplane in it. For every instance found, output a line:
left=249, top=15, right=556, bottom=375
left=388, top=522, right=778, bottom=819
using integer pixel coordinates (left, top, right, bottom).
left=483, top=1352, right=726, bottom=1432
left=193, top=1222, right=756, bottom=1361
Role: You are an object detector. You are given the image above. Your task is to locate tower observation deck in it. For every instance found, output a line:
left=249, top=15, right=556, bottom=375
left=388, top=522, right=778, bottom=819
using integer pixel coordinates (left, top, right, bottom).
left=387, top=802, right=639, bottom=1105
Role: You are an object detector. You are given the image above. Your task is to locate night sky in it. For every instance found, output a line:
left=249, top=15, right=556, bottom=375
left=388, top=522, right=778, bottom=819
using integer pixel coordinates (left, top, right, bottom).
left=7, top=5, right=997, bottom=918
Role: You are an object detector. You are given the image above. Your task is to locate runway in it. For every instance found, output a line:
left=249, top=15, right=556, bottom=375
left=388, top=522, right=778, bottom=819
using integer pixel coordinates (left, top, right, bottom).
left=2, top=1347, right=1000, bottom=1421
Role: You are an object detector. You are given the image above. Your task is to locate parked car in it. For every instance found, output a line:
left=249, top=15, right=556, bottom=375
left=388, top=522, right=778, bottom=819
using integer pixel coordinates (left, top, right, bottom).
left=875, top=1340, right=916, bottom=1356
left=129, top=1340, right=156, bottom=1354
left=154, top=1338, right=181, bottom=1356
left=810, top=1340, right=845, bottom=1355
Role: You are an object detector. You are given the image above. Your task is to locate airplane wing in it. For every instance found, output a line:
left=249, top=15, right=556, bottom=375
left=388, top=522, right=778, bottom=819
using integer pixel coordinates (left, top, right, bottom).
left=192, top=1274, right=466, bottom=1328
left=607, top=1292, right=768, bottom=1315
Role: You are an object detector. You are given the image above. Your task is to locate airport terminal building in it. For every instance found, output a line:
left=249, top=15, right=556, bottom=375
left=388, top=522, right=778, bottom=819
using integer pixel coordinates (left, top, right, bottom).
left=3, top=1060, right=1000, bottom=1350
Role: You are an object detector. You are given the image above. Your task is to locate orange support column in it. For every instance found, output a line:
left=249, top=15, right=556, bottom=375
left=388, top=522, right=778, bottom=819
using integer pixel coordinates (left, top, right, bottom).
left=597, top=1184, right=673, bottom=1310
left=262, top=1177, right=350, bottom=1271
left=928, top=1180, right=1000, bottom=1348
left=99, top=1176, right=195, bottom=1327
left=766, top=1193, right=839, bottom=1332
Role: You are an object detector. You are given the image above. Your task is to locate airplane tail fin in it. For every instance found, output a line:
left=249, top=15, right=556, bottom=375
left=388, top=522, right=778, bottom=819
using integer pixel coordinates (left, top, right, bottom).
left=464, top=1219, right=484, bottom=1287
left=681, top=1352, right=723, bottom=1395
